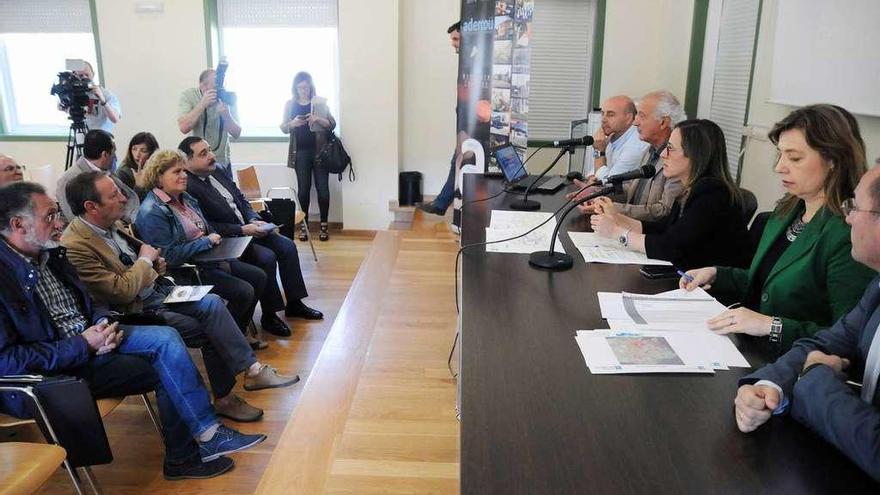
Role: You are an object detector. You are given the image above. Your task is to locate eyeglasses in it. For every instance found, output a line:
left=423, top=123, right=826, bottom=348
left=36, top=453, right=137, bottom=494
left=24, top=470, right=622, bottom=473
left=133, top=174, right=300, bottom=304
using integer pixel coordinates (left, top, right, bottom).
left=842, top=198, right=880, bottom=216
left=1, top=165, right=25, bottom=173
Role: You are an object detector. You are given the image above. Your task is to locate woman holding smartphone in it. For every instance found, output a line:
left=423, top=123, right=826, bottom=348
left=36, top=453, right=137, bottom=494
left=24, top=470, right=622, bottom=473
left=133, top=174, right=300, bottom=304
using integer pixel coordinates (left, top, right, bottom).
left=281, top=71, right=336, bottom=241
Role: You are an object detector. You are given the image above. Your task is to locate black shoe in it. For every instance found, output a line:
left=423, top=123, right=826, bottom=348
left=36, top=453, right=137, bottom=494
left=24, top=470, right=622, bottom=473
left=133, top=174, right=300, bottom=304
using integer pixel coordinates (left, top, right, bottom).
left=260, top=314, right=291, bottom=337
left=319, top=223, right=329, bottom=242
left=416, top=201, right=447, bottom=216
left=298, top=223, right=309, bottom=241
left=285, top=301, right=324, bottom=320
left=164, top=455, right=234, bottom=480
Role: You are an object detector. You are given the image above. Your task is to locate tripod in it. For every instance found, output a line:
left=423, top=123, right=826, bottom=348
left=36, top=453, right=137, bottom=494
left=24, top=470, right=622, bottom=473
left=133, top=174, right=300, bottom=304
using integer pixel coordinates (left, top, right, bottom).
left=64, top=119, right=89, bottom=170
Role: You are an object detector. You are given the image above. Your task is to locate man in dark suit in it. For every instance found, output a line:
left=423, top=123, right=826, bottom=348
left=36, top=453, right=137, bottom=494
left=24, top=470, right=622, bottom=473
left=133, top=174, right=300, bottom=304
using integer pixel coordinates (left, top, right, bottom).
left=178, top=137, right=322, bottom=337
left=735, top=165, right=880, bottom=480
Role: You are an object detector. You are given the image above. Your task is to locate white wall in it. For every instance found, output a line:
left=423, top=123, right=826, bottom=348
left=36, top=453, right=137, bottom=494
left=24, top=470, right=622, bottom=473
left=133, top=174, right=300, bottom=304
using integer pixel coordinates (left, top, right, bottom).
left=739, top=0, right=880, bottom=213
left=399, top=0, right=459, bottom=197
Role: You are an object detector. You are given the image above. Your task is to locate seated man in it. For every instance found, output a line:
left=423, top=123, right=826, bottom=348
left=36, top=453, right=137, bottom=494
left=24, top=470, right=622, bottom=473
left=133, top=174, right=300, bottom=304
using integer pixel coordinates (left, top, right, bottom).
left=61, top=171, right=299, bottom=422
left=56, top=129, right=140, bottom=222
left=734, top=165, right=880, bottom=481
left=178, top=136, right=322, bottom=337
left=0, top=182, right=265, bottom=480
left=587, top=95, right=650, bottom=183
left=571, top=90, right=685, bottom=222
left=0, top=154, right=25, bottom=186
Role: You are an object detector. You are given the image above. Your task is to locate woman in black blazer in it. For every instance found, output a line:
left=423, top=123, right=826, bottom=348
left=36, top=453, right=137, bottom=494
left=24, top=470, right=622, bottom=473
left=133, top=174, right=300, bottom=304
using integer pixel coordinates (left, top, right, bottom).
left=591, top=119, right=751, bottom=269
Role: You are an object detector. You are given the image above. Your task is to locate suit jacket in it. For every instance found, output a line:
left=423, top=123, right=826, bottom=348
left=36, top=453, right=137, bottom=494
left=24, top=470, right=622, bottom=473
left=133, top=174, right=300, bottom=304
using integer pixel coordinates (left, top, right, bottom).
left=61, top=217, right=158, bottom=313
left=642, top=177, right=751, bottom=270
left=0, top=241, right=109, bottom=418
left=713, top=203, right=875, bottom=349
left=56, top=157, right=140, bottom=223
left=744, top=275, right=880, bottom=481
left=184, top=170, right=258, bottom=237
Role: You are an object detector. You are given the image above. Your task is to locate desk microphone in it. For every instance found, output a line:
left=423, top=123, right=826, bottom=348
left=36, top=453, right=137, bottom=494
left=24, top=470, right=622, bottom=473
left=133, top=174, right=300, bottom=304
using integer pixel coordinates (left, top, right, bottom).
left=600, top=165, right=657, bottom=185
left=552, top=135, right=594, bottom=148
left=529, top=165, right=656, bottom=271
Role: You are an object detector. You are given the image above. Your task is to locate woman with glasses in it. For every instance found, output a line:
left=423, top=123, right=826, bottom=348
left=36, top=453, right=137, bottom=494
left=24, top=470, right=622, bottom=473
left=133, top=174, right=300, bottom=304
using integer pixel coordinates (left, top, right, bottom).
left=680, top=105, right=874, bottom=351
left=591, top=118, right=751, bottom=270
left=0, top=155, right=25, bottom=186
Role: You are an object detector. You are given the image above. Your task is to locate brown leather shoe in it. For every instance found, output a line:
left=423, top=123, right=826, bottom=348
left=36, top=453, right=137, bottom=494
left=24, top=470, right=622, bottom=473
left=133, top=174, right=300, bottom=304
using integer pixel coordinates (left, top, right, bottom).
left=214, top=393, right=263, bottom=422
left=244, top=365, right=301, bottom=391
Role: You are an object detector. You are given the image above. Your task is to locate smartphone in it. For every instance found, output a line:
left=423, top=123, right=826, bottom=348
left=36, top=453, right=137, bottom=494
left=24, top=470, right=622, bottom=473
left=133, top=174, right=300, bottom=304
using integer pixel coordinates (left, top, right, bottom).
left=639, top=265, right=680, bottom=280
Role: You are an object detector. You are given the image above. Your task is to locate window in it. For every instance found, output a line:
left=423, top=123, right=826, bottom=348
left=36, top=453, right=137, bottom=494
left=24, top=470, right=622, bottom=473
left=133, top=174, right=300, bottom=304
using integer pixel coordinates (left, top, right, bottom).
left=214, top=0, right=339, bottom=138
left=0, top=0, right=99, bottom=136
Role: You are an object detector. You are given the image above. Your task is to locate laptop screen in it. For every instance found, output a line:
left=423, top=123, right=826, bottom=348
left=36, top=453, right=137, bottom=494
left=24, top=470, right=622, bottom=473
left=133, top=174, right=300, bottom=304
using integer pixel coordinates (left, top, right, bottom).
left=495, top=145, right=527, bottom=182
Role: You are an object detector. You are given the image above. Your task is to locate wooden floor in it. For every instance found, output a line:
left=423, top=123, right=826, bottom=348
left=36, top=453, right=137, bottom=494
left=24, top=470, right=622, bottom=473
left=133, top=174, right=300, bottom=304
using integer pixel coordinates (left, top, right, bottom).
left=5, top=214, right=461, bottom=494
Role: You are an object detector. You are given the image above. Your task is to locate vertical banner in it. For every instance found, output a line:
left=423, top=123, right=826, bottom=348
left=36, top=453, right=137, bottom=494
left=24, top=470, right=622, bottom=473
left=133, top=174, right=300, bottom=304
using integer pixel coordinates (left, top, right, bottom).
left=457, top=0, right=533, bottom=173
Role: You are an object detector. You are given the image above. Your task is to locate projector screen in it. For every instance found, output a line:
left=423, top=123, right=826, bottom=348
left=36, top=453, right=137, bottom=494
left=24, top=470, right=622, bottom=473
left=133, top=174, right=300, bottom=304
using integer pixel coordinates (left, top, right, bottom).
left=769, top=0, right=880, bottom=117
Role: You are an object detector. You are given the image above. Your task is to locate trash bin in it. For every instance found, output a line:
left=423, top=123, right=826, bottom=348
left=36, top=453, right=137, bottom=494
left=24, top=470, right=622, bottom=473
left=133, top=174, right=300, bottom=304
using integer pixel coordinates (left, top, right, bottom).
left=398, top=171, right=423, bottom=206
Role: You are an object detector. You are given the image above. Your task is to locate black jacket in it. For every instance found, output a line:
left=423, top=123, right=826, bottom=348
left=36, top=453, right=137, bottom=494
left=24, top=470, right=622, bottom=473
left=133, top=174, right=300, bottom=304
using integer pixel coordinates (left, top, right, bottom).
left=184, top=170, right=258, bottom=237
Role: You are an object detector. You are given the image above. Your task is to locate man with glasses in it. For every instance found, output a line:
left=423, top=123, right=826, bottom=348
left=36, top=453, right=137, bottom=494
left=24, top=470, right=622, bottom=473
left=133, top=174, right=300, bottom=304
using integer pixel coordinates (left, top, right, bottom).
left=0, top=155, right=25, bottom=186
left=0, top=181, right=267, bottom=480
left=56, top=129, right=139, bottom=222
left=61, top=171, right=299, bottom=423
left=734, top=165, right=880, bottom=481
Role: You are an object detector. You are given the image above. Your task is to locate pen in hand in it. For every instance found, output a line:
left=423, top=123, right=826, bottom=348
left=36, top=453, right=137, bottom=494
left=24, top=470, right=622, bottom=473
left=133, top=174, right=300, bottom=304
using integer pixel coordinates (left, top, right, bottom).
left=675, top=267, right=694, bottom=283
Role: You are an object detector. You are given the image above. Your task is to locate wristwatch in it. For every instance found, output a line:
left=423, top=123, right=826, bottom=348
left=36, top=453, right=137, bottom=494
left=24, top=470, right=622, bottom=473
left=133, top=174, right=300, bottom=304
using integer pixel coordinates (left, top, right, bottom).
left=592, top=150, right=606, bottom=158
left=769, top=316, right=783, bottom=344
left=617, top=228, right=631, bottom=247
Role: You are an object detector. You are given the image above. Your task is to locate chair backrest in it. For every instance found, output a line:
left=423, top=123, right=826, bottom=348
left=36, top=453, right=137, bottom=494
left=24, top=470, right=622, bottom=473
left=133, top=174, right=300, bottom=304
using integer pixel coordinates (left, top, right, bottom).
left=739, top=187, right=758, bottom=225
left=236, top=166, right=262, bottom=200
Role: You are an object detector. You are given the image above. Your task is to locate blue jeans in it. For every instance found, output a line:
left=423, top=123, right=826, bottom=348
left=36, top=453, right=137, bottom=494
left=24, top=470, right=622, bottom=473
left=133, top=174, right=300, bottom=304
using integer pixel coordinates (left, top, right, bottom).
left=433, top=153, right=457, bottom=211
left=117, top=325, right=219, bottom=463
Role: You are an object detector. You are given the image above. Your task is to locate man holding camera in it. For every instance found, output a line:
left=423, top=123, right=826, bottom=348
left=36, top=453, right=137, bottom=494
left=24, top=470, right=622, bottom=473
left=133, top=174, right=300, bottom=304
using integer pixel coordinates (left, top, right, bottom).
left=71, top=61, right=121, bottom=133
left=178, top=69, right=241, bottom=180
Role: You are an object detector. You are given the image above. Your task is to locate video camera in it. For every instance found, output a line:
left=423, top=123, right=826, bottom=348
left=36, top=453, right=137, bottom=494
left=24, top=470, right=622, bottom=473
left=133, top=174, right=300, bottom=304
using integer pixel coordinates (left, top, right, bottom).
left=215, top=57, right=236, bottom=106
left=50, top=71, right=93, bottom=125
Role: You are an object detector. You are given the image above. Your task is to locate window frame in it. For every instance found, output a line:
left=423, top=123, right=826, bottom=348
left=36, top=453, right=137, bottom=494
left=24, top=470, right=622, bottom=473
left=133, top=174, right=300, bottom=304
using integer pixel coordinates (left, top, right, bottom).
left=203, top=0, right=340, bottom=142
left=0, top=0, right=104, bottom=141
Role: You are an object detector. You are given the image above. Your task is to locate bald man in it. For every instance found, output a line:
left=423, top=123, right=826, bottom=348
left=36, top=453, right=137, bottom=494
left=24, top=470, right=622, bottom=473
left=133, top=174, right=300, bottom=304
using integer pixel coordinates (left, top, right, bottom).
left=589, top=95, right=650, bottom=182
left=0, top=155, right=24, bottom=186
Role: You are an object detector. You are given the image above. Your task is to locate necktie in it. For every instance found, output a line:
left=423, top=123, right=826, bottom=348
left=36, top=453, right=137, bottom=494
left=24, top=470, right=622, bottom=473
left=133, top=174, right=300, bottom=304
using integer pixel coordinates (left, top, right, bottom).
left=861, top=322, right=880, bottom=403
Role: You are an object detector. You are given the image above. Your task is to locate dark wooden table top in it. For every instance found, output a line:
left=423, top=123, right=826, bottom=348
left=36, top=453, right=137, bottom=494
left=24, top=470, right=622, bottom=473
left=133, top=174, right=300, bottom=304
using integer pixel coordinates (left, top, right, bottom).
left=459, top=174, right=876, bottom=495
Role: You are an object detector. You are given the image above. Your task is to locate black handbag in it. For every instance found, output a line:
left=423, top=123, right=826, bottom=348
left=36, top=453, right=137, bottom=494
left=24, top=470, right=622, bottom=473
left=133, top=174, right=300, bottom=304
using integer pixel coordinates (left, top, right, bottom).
left=315, top=133, right=355, bottom=181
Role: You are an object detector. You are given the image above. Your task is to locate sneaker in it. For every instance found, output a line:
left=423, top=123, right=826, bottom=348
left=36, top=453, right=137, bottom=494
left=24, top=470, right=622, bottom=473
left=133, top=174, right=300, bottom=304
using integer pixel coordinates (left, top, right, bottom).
left=416, top=201, right=447, bottom=216
left=199, top=425, right=266, bottom=462
left=244, top=364, right=301, bottom=391
left=164, top=455, right=234, bottom=480
left=214, top=393, right=264, bottom=422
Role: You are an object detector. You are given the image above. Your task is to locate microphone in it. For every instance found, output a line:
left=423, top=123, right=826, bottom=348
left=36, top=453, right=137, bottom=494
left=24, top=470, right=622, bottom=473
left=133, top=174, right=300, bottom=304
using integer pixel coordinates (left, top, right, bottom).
left=528, top=184, right=619, bottom=271
left=600, top=164, right=656, bottom=184
left=551, top=135, right=594, bottom=147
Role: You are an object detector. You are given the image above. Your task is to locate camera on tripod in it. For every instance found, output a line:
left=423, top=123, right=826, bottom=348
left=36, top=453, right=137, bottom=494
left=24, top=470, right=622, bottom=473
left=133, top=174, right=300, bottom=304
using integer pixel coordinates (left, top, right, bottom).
left=215, top=57, right=236, bottom=106
left=50, top=71, right=93, bottom=125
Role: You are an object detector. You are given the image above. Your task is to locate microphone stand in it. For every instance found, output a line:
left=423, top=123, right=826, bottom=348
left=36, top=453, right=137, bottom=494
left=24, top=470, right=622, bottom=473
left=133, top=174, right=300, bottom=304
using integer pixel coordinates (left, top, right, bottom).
left=528, top=183, right=619, bottom=271
left=509, top=144, right=577, bottom=211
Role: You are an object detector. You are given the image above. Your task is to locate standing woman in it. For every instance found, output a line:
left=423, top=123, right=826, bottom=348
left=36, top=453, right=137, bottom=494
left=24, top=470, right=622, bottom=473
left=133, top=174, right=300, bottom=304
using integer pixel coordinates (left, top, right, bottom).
left=281, top=71, right=336, bottom=241
left=117, top=131, right=159, bottom=199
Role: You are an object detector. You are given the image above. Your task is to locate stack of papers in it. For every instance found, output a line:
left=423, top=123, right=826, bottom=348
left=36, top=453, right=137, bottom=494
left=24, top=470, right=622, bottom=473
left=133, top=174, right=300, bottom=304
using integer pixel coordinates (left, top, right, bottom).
left=575, top=288, right=750, bottom=374
left=568, top=232, right=671, bottom=265
left=485, top=210, right=565, bottom=254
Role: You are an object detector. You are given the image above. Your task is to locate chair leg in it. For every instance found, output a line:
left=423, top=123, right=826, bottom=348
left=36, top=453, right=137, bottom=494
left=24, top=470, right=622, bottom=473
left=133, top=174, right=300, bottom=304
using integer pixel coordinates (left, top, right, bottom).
left=62, top=459, right=86, bottom=495
left=141, top=393, right=163, bottom=440
left=80, top=466, right=103, bottom=495
left=303, top=220, right=318, bottom=262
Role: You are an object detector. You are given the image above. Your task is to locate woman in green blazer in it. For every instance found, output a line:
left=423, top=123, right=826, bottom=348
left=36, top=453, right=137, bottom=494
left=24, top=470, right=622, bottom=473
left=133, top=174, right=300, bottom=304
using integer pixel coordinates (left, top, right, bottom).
left=681, top=104, right=874, bottom=351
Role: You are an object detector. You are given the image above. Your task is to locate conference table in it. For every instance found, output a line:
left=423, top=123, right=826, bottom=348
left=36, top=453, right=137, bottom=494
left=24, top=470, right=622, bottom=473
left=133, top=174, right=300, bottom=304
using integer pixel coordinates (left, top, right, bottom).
left=459, top=175, right=876, bottom=494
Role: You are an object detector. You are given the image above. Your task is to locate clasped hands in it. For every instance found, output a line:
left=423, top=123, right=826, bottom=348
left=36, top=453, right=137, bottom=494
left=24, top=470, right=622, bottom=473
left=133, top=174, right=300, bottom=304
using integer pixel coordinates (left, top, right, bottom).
left=735, top=350, right=849, bottom=432
left=241, top=220, right=271, bottom=238
left=82, top=321, right=124, bottom=356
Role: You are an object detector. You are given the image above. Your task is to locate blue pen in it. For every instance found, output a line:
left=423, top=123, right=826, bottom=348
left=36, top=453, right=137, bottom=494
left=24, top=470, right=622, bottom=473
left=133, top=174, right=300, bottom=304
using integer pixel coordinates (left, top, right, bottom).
left=675, top=267, right=693, bottom=283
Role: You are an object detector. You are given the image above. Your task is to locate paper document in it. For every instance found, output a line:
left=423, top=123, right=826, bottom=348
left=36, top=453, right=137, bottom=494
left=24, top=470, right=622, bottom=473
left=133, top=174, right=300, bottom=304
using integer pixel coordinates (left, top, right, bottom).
left=575, top=330, right=715, bottom=374
left=163, top=285, right=214, bottom=304
left=568, top=232, right=672, bottom=265
left=255, top=222, right=280, bottom=233
left=598, top=287, right=726, bottom=328
left=485, top=210, right=564, bottom=254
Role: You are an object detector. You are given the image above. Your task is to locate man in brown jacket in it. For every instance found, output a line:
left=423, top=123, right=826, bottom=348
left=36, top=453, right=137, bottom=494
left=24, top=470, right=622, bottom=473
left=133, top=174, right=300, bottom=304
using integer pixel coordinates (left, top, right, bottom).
left=61, top=171, right=299, bottom=422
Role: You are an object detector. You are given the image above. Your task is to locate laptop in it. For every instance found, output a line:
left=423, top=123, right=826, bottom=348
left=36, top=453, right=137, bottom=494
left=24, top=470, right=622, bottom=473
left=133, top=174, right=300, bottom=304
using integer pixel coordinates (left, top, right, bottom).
left=494, top=144, right=566, bottom=193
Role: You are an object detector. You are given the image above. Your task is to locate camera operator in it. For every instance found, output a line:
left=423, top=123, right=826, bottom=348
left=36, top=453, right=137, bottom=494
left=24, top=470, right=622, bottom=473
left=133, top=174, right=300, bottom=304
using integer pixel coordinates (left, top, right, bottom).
left=67, top=60, right=121, bottom=132
left=177, top=69, right=241, bottom=180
